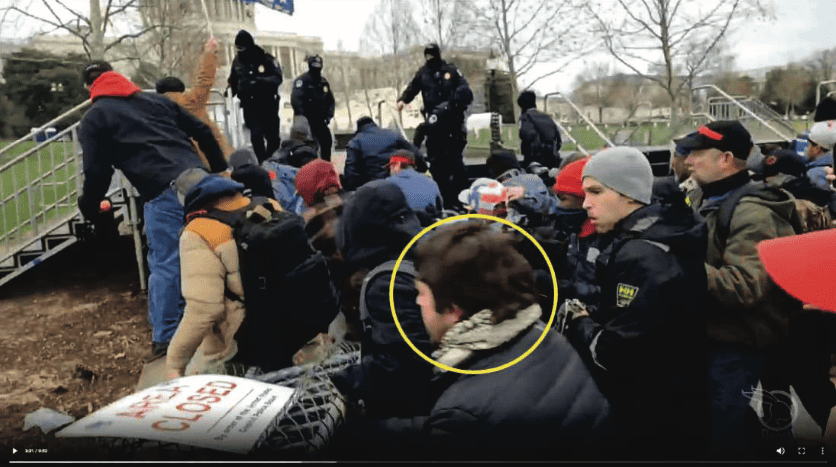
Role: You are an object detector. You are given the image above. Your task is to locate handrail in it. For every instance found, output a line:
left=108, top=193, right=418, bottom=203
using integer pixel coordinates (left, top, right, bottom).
left=0, top=124, right=77, bottom=172
left=543, top=91, right=615, bottom=147
left=691, top=84, right=793, bottom=141
left=0, top=98, right=92, bottom=160
left=553, top=120, right=590, bottom=156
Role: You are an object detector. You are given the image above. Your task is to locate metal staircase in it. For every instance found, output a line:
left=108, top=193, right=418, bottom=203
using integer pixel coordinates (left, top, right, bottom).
left=0, top=88, right=245, bottom=290
left=0, top=100, right=147, bottom=289
left=691, top=85, right=796, bottom=142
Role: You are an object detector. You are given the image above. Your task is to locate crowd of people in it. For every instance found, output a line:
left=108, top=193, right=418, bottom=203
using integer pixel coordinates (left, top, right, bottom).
left=74, top=31, right=836, bottom=461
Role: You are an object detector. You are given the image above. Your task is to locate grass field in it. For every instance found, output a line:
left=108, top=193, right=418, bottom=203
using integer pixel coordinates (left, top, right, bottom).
left=0, top=140, right=80, bottom=241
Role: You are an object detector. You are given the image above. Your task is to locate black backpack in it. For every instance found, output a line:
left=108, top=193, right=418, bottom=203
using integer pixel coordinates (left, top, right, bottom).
left=187, top=197, right=340, bottom=372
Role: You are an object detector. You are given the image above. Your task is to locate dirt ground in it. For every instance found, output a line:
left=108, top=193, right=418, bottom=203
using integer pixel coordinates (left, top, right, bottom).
left=0, top=236, right=152, bottom=461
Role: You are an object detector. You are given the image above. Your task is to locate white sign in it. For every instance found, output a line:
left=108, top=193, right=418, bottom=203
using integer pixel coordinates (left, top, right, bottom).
left=56, top=375, right=296, bottom=454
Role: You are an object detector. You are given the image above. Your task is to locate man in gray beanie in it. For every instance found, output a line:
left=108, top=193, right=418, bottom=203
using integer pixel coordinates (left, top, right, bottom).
left=581, top=146, right=653, bottom=232
left=560, top=146, right=710, bottom=459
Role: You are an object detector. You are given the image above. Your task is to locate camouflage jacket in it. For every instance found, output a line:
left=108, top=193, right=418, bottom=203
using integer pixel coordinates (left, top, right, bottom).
left=696, top=171, right=797, bottom=350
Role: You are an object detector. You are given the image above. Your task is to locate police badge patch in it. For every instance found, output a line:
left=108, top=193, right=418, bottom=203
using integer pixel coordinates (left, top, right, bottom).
left=428, top=114, right=438, bottom=124
left=616, top=283, right=638, bottom=307
left=258, top=65, right=265, bottom=73
left=296, top=80, right=303, bottom=88
left=444, top=72, right=451, bottom=80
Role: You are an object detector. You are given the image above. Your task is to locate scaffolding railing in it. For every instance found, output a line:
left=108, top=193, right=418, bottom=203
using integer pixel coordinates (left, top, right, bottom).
left=0, top=101, right=148, bottom=290
left=0, top=87, right=242, bottom=290
left=543, top=91, right=615, bottom=154
left=691, top=85, right=794, bottom=142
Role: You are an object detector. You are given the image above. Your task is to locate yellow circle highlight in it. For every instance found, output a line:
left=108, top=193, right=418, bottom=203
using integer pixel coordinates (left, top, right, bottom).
left=389, top=213, right=558, bottom=375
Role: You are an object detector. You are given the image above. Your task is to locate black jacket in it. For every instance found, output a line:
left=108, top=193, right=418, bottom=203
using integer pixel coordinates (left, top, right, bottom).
left=566, top=202, right=709, bottom=452
left=399, top=61, right=472, bottom=116
left=290, top=71, right=335, bottom=124
left=331, top=180, right=433, bottom=416
left=227, top=45, right=283, bottom=106
left=331, top=322, right=615, bottom=461
left=519, top=108, right=561, bottom=168
left=79, top=81, right=227, bottom=219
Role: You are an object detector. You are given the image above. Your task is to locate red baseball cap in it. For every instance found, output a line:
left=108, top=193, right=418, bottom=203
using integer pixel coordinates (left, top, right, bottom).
left=758, top=230, right=836, bottom=313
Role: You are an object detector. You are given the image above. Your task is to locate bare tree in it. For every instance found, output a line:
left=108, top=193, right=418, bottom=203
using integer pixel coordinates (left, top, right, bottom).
left=585, top=0, right=769, bottom=121
left=419, top=0, right=478, bottom=51
left=1, top=0, right=160, bottom=62
left=135, top=0, right=207, bottom=81
left=466, top=0, right=592, bottom=100
left=808, top=48, right=836, bottom=92
left=334, top=39, right=353, bottom=130
left=360, top=0, right=420, bottom=113
left=572, top=61, right=612, bottom=123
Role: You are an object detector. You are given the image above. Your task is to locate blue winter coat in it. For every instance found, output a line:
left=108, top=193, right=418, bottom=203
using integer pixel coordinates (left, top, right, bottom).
left=260, top=159, right=306, bottom=215
left=387, top=169, right=443, bottom=214
left=344, top=122, right=418, bottom=191
left=806, top=152, right=834, bottom=192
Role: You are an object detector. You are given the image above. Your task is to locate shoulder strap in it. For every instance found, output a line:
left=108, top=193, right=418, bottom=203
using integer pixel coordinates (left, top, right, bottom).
left=359, top=260, right=417, bottom=323
left=716, top=183, right=771, bottom=248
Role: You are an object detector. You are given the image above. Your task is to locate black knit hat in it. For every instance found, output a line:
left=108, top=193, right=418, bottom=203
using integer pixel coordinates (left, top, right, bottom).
left=814, top=97, right=836, bottom=122
left=356, top=116, right=375, bottom=131
left=517, top=90, right=536, bottom=110
left=82, top=61, right=113, bottom=86
left=235, top=30, right=255, bottom=49
left=155, top=76, right=186, bottom=94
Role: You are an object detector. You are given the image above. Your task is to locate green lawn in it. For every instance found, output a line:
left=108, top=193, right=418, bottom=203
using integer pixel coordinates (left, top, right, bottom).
left=1, top=140, right=80, bottom=240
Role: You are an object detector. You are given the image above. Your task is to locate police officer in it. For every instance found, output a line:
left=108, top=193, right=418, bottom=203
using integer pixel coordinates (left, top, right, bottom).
left=397, top=44, right=473, bottom=210
left=291, top=55, right=336, bottom=162
left=518, top=90, right=562, bottom=169
left=227, top=30, right=283, bottom=163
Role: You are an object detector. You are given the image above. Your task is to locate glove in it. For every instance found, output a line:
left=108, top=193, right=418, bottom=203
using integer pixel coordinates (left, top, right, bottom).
left=555, top=298, right=589, bottom=335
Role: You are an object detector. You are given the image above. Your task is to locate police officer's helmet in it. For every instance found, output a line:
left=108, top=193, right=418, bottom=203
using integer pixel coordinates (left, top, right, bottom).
left=424, top=43, right=441, bottom=59
left=308, top=55, right=323, bottom=69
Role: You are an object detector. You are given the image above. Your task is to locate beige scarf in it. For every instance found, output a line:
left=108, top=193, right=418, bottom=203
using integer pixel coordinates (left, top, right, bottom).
left=434, top=304, right=542, bottom=370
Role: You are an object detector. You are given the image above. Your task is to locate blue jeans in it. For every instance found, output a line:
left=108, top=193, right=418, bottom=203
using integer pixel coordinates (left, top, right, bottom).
left=706, top=342, right=767, bottom=459
left=144, top=184, right=185, bottom=344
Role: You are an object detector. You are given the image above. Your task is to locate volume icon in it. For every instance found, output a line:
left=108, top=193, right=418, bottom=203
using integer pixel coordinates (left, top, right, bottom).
left=777, top=447, right=785, bottom=455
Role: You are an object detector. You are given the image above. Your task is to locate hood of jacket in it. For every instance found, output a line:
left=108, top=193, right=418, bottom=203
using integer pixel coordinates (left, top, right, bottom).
left=183, top=175, right=246, bottom=214
left=610, top=201, right=708, bottom=262
left=89, top=71, right=142, bottom=101
left=338, top=179, right=421, bottom=268
left=290, top=115, right=315, bottom=142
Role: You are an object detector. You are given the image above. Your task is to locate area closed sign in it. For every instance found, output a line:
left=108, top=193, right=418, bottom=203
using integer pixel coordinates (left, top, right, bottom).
left=57, top=375, right=296, bottom=454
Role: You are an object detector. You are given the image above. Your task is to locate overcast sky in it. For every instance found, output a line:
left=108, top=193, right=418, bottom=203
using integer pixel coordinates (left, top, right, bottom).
left=2, top=0, right=836, bottom=94
left=253, top=0, right=836, bottom=93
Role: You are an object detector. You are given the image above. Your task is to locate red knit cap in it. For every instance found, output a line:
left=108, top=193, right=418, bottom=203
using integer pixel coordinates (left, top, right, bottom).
left=553, top=158, right=589, bottom=197
left=295, top=159, right=341, bottom=206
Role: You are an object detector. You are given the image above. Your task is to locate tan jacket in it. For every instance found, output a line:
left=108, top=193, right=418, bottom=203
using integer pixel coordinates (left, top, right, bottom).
left=162, top=47, right=235, bottom=167
left=166, top=194, right=282, bottom=375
